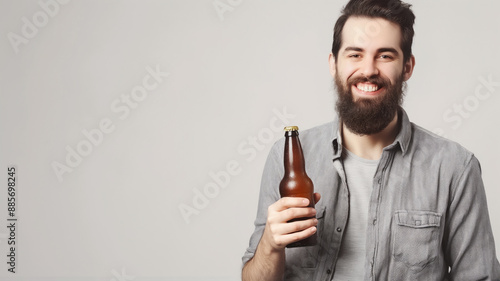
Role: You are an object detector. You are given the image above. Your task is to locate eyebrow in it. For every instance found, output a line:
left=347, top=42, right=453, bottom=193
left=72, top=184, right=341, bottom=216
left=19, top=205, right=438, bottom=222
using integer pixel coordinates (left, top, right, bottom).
left=343, top=46, right=400, bottom=56
left=344, top=46, right=363, bottom=53
left=378, top=48, right=399, bottom=55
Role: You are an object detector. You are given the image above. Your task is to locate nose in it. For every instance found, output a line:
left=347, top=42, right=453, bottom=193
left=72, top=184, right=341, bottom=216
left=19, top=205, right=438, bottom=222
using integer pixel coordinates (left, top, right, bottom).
left=360, top=58, right=379, bottom=77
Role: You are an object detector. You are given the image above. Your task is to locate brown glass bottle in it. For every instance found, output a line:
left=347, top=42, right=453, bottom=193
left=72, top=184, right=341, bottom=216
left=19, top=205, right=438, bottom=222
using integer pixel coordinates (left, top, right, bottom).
left=279, top=126, right=317, bottom=248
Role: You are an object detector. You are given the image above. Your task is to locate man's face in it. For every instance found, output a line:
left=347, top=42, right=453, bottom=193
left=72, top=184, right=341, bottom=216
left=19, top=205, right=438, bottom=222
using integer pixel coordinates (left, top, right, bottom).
left=329, top=16, right=415, bottom=135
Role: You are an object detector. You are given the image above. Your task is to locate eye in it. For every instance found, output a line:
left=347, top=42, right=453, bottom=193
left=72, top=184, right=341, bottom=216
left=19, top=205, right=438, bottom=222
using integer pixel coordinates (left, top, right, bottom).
left=348, top=54, right=361, bottom=58
left=379, top=54, right=393, bottom=60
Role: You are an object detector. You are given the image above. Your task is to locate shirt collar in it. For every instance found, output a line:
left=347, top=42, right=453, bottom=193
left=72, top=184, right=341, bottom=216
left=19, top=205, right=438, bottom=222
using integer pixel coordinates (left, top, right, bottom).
left=331, top=107, right=412, bottom=160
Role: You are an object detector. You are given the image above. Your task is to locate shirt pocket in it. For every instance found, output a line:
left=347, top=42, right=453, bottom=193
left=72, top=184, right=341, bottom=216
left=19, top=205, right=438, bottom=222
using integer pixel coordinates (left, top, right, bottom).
left=392, top=210, right=442, bottom=272
left=284, top=206, right=326, bottom=271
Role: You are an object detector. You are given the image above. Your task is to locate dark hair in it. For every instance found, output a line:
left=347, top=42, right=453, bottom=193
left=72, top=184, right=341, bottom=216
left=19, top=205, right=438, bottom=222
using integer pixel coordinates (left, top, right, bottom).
left=331, top=0, right=415, bottom=63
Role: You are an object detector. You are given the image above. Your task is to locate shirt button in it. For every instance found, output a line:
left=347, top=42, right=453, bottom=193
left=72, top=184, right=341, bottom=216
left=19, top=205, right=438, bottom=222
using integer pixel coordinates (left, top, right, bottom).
left=336, top=227, right=342, bottom=232
left=327, top=269, right=332, bottom=274
left=373, top=219, right=377, bottom=225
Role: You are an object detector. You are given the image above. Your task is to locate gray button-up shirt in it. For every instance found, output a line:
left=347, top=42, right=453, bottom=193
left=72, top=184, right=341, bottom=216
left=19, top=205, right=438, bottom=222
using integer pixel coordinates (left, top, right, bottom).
left=242, top=109, right=500, bottom=280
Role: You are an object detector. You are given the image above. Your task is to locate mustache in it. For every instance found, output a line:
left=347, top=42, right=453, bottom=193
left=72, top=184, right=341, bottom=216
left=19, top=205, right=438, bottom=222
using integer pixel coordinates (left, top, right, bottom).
left=347, top=76, right=390, bottom=88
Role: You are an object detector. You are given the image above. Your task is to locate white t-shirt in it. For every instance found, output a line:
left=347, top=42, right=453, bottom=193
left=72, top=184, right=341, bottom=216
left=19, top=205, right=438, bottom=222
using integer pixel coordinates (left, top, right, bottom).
left=332, top=148, right=379, bottom=280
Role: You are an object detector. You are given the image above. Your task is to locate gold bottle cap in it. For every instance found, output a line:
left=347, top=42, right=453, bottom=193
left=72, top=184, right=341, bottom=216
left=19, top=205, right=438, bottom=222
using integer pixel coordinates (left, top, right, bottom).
left=284, top=126, right=299, bottom=131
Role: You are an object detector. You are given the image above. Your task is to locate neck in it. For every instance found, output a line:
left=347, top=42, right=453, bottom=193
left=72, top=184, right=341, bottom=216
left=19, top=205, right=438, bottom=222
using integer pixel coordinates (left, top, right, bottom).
left=341, top=111, right=400, bottom=160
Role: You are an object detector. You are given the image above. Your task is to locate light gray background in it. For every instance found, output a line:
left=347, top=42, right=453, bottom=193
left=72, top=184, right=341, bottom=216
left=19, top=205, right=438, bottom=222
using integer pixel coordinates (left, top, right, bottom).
left=0, top=0, right=499, bottom=280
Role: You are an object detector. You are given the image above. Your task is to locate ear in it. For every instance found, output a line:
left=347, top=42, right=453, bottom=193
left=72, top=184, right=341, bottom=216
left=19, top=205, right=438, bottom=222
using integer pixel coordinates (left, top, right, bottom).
left=328, top=53, right=336, bottom=78
left=403, top=55, right=416, bottom=81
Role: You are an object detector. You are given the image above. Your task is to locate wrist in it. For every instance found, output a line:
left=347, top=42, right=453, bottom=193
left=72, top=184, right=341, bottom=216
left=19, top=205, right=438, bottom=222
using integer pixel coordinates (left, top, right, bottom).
left=260, top=236, right=285, bottom=256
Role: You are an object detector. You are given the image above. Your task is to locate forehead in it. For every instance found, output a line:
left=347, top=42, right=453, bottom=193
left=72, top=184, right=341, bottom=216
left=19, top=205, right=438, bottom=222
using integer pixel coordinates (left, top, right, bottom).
left=341, top=16, right=402, bottom=52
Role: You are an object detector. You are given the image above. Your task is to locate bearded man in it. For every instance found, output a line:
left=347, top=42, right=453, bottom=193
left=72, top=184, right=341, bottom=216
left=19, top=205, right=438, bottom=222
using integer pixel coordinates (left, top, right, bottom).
left=241, top=0, right=500, bottom=280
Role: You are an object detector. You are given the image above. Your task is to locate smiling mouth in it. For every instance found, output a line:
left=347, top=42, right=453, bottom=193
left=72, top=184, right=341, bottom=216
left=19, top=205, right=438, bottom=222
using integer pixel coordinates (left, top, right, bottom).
left=355, top=82, right=380, bottom=92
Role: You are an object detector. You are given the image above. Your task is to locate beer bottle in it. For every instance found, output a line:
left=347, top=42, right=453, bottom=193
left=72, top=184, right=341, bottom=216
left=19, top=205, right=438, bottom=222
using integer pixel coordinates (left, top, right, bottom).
left=279, top=126, right=317, bottom=247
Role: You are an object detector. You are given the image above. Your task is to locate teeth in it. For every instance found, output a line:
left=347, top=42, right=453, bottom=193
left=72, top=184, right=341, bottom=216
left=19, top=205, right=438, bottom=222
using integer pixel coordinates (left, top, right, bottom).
left=357, top=84, right=379, bottom=92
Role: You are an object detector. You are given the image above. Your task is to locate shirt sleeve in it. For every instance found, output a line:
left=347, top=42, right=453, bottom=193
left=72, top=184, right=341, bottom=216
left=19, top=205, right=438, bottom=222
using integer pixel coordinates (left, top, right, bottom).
left=241, top=141, right=283, bottom=266
left=445, top=155, right=500, bottom=280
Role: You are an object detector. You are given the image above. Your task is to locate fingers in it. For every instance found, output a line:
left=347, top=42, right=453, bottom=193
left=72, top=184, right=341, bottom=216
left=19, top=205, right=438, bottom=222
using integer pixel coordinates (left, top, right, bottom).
left=272, top=221, right=318, bottom=247
left=269, top=197, right=310, bottom=213
left=268, top=198, right=316, bottom=224
left=262, top=197, right=319, bottom=250
left=265, top=215, right=318, bottom=249
left=275, top=217, right=318, bottom=237
left=281, top=206, right=317, bottom=222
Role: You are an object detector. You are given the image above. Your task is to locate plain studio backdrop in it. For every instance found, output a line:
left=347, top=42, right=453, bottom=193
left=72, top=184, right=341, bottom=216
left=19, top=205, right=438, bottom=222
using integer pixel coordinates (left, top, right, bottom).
left=0, top=0, right=499, bottom=280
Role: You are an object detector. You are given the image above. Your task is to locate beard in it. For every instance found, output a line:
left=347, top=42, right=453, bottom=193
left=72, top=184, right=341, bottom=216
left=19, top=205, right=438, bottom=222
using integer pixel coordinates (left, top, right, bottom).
left=334, top=71, right=406, bottom=136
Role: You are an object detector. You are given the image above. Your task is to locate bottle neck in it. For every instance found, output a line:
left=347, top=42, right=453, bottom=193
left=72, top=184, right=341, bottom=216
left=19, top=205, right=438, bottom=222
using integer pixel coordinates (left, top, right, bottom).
left=283, top=131, right=306, bottom=175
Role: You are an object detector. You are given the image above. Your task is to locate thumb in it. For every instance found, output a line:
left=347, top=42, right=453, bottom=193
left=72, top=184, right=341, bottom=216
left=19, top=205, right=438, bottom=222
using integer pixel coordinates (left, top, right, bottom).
left=314, top=192, right=321, bottom=204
